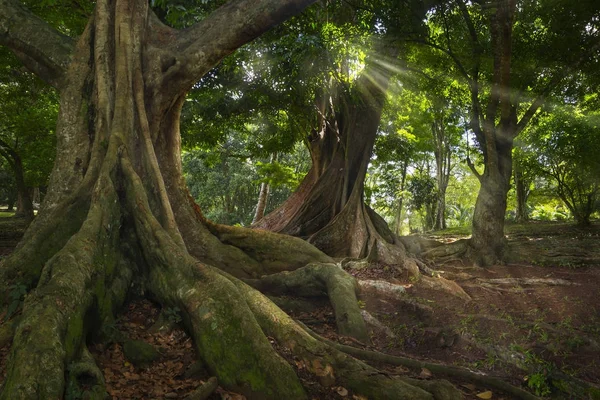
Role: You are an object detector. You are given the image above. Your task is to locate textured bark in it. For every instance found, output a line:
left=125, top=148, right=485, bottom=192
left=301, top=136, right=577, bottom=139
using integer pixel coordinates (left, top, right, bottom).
left=432, top=113, right=451, bottom=231
left=468, top=131, right=513, bottom=266
left=252, top=153, right=275, bottom=224
left=0, top=1, right=459, bottom=399
left=514, top=159, right=529, bottom=223
left=254, top=52, right=415, bottom=270
left=465, top=0, right=518, bottom=265
left=13, top=157, right=33, bottom=220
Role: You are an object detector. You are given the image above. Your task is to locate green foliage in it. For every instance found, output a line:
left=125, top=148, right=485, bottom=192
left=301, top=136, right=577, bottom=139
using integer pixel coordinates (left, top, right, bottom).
left=526, top=106, right=600, bottom=225
left=526, top=372, right=552, bottom=397
left=255, top=161, right=303, bottom=188
left=0, top=48, right=58, bottom=192
left=407, top=174, right=436, bottom=212
left=183, top=135, right=309, bottom=226
left=164, top=306, right=182, bottom=325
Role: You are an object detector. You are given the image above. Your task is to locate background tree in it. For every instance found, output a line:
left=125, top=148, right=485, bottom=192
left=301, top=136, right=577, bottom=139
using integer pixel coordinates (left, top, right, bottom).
left=0, top=48, right=57, bottom=219
left=411, top=0, right=600, bottom=264
left=528, top=106, right=600, bottom=226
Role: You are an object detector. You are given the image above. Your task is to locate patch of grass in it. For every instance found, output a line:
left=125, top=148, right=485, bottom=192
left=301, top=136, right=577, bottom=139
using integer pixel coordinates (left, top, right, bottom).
left=0, top=211, right=15, bottom=218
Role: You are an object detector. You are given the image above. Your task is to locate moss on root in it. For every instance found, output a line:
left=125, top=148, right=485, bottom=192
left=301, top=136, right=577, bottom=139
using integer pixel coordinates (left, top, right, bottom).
left=228, top=275, right=462, bottom=400
left=245, top=263, right=368, bottom=342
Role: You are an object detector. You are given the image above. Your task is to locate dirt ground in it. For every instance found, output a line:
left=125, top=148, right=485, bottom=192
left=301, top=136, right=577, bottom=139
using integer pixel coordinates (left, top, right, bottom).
left=1, top=218, right=599, bottom=399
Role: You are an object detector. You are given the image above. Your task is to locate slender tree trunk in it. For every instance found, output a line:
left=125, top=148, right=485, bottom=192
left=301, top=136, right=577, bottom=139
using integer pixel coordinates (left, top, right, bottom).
left=252, top=153, right=276, bottom=224
left=393, top=162, right=408, bottom=235
left=466, top=0, right=518, bottom=266
left=252, top=181, right=270, bottom=223
left=11, top=153, right=33, bottom=220
left=32, top=186, right=41, bottom=206
left=514, top=160, right=529, bottom=223
left=432, top=117, right=451, bottom=231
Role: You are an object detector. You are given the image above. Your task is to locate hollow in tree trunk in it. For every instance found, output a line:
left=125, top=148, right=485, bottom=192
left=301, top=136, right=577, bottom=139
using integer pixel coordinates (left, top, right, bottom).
left=0, top=1, right=460, bottom=398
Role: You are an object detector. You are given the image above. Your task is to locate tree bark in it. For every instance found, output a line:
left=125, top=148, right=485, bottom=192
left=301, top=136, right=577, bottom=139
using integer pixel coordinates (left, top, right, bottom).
left=0, top=1, right=458, bottom=399
left=465, top=0, right=517, bottom=265
left=0, top=140, right=33, bottom=220
left=514, top=158, right=529, bottom=223
left=393, top=161, right=408, bottom=235
left=254, top=50, right=416, bottom=270
left=432, top=117, right=451, bottom=231
left=252, top=153, right=276, bottom=224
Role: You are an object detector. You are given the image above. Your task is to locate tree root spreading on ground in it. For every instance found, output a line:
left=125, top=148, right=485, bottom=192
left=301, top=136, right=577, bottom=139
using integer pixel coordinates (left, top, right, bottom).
left=302, top=325, right=541, bottom=400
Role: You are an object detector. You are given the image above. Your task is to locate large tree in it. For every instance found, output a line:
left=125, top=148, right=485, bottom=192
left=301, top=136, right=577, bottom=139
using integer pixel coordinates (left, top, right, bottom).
left=416, top=0, right=600, bottom=265
left=253, top=1, right=433, bottom=274
left=0, top=0, right=460, bottom=399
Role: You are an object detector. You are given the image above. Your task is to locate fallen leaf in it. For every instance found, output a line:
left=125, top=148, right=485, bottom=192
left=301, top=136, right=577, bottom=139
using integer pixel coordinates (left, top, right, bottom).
left=477, top=391, right=493, bottom=399
left=336, top=386, right=348, bottom=396
left=419, top=368, right=432, bottom=379
left=461, top=383, right=476, bottom=391
left=394, top=365, right=409, bottom=374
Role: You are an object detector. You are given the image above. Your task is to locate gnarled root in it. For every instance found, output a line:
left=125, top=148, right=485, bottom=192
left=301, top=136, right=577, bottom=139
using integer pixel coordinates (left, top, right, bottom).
left=65, top=345, right=107, bottom=400
left=123, top=154, right=463, bottom=400
left=0, top=167, right=132, bottom=399
left=244, top=263, right=368, bottom=342
left=228, top=276, right=463, bottom=400
left=123, top=157, right=307, bottom=399
left=304, top=328, right=540, bottom=400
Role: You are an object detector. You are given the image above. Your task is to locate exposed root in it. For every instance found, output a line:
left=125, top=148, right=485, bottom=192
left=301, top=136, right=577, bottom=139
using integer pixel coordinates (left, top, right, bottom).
left=475, top=278, right=579, bottom=287
left=209, top=223, right=334, bottom=276
left=361, top=310, right=396, bottom=338
left=398, top=235, right=445, bottom=255
left=229, top=276, right=463, bottom=400
left=184, top=376, right=218, bottom=400
left=243, top=263, right=368, bottom=342
left=1, top=161, right=130, bottom=399
left=303, top=328, right=540, bottom=400
left=0, top=193, right=90, bottom=303
left=422, top=239, right=469, bottom=261
left=416, top=276, right=472, bottom=301
left=359, top=279, right=409, bottom=296
left=123, top=156, right=307, bottom=399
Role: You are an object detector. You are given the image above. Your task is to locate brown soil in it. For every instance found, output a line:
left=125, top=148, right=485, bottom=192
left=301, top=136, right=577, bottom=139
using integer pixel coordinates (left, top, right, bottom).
left=1, top=219, right=599, bottom=399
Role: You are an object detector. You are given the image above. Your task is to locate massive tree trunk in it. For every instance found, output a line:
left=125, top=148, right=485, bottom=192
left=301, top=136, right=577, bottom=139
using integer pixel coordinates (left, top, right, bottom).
left=463, top=0, right=519, bottom=266
left=468, top=133, right=513, bottom=266
left=0, top=1, right=459, bottom=399
left=254, top=55, right=418, bottom=272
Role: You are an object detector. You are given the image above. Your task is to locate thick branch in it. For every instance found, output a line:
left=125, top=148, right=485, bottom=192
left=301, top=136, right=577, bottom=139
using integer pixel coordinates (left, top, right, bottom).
left=0, top=0, right=75, bottom=88
left=161, top=0, right=317, bottom=98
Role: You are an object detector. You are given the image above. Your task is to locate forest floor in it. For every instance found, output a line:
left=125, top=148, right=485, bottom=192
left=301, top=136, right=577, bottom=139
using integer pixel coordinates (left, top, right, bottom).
left=0, top=217, right=599, bottom=399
